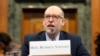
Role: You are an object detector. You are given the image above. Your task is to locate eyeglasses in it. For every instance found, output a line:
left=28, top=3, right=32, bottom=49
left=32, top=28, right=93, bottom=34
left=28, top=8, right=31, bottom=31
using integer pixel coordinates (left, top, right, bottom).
left=44, top=15, right=63, bottom=20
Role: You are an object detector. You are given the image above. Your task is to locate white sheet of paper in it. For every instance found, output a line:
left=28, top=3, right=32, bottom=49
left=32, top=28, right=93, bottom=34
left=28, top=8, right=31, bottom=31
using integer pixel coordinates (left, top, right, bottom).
left=29, top=40, right=71, bottom=56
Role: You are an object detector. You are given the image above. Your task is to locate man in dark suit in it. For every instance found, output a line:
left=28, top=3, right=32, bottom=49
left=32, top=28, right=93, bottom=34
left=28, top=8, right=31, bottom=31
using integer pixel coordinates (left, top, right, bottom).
left=21, top=5, right=90, bottom=56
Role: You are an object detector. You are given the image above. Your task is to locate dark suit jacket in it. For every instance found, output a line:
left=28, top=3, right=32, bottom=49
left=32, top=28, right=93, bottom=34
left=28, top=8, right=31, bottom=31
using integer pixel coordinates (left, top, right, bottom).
left=21, top=31, right=90, bottom=56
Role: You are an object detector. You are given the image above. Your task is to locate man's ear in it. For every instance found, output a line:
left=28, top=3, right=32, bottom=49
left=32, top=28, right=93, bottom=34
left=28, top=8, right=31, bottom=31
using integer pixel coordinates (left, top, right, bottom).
left=62, top=19, right=65, bottom=26
left=43, top=19, right=45, bottom=26
left=43, top=20, right=44, bottom=26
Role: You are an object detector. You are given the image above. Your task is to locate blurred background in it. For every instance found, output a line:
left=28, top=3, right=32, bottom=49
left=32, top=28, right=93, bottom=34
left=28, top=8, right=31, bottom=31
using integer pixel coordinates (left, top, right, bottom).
left=0, top=0, right=99, bottom=56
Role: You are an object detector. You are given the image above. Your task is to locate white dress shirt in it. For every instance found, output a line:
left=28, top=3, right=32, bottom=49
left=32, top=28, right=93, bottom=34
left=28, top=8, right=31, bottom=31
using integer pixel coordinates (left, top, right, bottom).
left=45, top=32, right=60, bottom=41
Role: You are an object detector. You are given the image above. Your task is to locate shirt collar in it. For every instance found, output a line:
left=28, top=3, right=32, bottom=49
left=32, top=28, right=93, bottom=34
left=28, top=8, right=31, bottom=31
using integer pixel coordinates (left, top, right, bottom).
left=45, top=32, right=60, bottom=41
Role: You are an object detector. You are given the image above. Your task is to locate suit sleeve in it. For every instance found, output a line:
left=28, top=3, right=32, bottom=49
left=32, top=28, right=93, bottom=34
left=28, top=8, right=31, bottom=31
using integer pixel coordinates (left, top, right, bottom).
left=76, top=36, right=90, bottom=56
left=21, top=35, right=29, bottom=56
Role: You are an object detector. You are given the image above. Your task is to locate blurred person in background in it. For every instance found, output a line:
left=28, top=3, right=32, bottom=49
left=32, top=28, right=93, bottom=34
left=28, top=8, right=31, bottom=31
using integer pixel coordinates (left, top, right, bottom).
left=0, top=32, right=20, bottom=56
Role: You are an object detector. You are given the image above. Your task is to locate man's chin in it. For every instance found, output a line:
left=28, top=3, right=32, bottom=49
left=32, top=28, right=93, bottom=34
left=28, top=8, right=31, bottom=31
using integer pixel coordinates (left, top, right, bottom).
left=46, top=29, right=55, bottom=34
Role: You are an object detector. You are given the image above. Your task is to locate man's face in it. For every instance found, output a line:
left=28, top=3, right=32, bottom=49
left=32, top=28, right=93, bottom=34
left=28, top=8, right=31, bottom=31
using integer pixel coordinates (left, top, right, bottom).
left=43, top=7, right=65, bottom=34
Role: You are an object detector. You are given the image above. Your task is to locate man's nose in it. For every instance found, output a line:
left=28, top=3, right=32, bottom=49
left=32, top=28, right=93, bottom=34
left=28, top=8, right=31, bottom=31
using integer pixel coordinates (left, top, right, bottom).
left=48, top=17, right=53, bottom=23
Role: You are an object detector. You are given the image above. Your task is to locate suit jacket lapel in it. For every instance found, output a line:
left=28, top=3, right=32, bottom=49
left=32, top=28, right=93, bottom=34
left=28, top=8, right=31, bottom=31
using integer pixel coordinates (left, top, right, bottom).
left=37, top=31, right=46, bottom=41
left=59, top=31, right=68, bottom=40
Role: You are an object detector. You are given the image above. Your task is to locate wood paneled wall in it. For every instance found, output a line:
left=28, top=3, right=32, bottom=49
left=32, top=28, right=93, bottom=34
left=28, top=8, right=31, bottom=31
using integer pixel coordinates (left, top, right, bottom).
left=0, top=0, right=8, bottom=33
left=91, top=0, right=100, bottom=56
